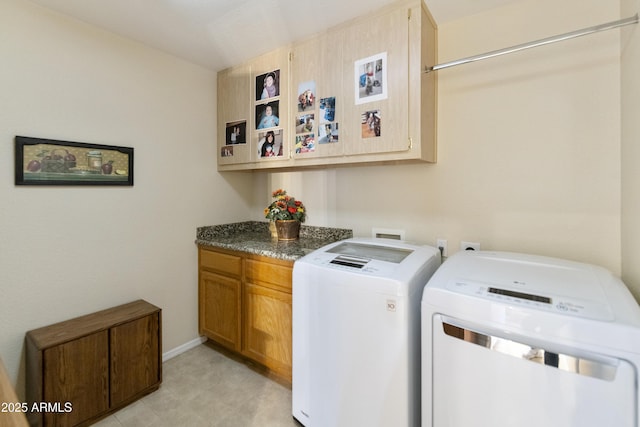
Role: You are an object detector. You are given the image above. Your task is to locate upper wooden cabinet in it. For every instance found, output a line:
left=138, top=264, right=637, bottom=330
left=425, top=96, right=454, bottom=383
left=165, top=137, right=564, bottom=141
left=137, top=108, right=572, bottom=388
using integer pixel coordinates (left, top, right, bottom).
left=217, top=0, right=437, bottom=171
left=218, top=63, right=251, bottom=166
left=289, top=24, right=345, bottom=161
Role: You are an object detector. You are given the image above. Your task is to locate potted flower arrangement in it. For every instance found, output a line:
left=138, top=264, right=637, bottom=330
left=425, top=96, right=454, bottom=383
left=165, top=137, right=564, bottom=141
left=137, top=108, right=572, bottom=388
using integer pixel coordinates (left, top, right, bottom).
left=264, top=189, right=306, bottom=240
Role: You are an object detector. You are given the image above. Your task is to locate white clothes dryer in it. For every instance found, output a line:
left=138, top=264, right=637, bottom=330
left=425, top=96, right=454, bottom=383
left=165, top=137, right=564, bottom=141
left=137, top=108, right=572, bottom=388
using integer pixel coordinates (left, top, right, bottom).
left=422, top=250, right=640, bottom=427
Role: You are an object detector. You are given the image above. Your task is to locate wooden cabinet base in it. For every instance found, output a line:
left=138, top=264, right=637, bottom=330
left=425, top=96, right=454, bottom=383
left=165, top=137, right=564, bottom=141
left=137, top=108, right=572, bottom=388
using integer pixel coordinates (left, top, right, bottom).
left=26, top=300, right=162, bottom=427
left=199, top=246, right=293, bottom=384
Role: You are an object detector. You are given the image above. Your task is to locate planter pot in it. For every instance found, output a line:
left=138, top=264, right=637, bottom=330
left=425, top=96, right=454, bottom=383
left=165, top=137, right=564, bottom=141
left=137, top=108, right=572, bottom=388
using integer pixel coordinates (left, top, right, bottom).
left=269, top=221, right=278, bottom=239
left=275, top=220, right=301, bottom=241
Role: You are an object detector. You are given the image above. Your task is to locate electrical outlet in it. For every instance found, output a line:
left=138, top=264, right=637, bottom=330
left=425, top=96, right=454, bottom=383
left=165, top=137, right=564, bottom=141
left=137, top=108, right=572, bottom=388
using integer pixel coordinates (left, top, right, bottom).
left=461, top=241, right=481, bottom=251
left=436, top=239, right=448, bottom=257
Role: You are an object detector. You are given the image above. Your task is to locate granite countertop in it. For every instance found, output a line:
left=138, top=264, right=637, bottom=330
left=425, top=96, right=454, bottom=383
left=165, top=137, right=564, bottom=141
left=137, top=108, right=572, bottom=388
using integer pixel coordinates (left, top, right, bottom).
left=196, top=221, right=353, bottom=261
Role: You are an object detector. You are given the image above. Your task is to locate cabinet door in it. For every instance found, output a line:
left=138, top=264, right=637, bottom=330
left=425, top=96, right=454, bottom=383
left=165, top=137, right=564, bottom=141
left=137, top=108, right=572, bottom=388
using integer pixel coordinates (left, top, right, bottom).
left=250, top=47, right=291, bottom=167
left=243, top=282, right=292, bottom=381
left=218, top=63, right=252, bottom=167
left=290, top=31, right=344, bottom=161
left=341, top=5, right=411, bottom=156
left=43, top=331, right=109, bottom=426
left=110, top=313, right=160, bottom=407
left=200, top=270, right=241, bottom=351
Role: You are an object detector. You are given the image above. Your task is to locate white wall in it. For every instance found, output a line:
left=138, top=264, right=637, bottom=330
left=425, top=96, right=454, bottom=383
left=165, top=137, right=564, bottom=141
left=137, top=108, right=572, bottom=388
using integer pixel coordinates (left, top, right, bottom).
left=621, top=0, right=640, bottom=299
left=253, top=0, right=622, bottom=274
left=0, top=0, right=252, bottom=397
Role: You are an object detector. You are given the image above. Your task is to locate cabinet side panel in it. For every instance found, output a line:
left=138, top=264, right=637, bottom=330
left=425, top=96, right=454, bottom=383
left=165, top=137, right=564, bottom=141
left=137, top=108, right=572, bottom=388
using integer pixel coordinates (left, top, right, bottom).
left=42, top=331, right=109, bottom=426
left=25, top=335, right=44, bottom=427
left=110, top=313, right=161, bottom=407
left=419, top=3, right=437, bottom=162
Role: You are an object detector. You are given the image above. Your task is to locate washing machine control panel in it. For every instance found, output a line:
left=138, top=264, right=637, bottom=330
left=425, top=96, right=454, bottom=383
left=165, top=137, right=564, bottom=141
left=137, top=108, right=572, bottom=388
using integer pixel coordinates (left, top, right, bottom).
left=446, top=280, right=613, bottom=321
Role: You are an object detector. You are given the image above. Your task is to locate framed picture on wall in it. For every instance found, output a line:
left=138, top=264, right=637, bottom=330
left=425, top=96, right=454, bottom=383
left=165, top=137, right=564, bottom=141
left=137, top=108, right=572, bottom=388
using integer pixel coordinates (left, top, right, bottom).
left=15, top=136, right=134, bottom=186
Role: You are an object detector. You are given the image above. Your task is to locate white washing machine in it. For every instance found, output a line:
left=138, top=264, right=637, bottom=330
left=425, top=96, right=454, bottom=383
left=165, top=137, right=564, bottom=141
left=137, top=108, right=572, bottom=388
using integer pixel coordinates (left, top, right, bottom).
left=292, top=238, right=441, bottom=427
left=422, top=250, right=640, bottom=427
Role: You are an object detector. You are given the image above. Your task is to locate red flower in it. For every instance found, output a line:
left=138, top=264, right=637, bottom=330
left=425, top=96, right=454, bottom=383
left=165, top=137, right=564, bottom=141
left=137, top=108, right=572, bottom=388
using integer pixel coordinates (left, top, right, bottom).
left=288, top=207, right=297, bottom=214
left=294, top=201, right=302, bottom=206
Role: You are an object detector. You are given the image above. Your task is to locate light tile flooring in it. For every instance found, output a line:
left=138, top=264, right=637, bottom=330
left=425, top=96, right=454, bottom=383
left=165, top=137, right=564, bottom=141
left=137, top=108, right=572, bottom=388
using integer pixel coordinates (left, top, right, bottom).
left=94, top=342, right=300, bottom=427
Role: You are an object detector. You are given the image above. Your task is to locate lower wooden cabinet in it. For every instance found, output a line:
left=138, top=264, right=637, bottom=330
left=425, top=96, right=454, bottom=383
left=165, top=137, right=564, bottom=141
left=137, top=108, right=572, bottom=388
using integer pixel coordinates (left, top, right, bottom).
left=41, top=332, right=109, bottom=426
left=200, top=270, right=241, bottom=352
left=198, top=246, right=293, bottom=382
left=26, top=300, right=161, bottom=427
left=243, top=283, right=292, bottom=376
left=110, top=314, right=161, bottom=407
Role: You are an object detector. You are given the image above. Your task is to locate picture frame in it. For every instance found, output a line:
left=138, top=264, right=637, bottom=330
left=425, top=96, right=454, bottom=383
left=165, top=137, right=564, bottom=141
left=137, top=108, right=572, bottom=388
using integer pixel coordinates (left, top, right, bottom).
left=255, top=69, right=280, bottom=101
left=255, top=101, right=280, bottom=130
left=354, top=52, right=388, bottom=105
left=15, top=136, right=134, bottom=186
left=257, top=129, right=284, bottom=159
left=225, top=120, right=247, bottom=145
left=297, top=81, right=316, bottom=112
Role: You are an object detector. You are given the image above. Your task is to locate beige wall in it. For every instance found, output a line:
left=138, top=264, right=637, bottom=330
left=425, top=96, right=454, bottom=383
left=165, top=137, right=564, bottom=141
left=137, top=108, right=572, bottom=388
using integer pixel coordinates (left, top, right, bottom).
left=253, top=0, right=622, bottom=274
left=0, top=0, right=253, bottom=397
left=1, top=0, right=635, bottom=401
left=621, top=0, right=640, bottom=299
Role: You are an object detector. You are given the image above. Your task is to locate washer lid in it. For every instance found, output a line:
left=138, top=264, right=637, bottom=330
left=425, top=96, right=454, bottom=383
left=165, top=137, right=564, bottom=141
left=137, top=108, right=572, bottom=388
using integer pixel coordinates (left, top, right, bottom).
left=327, top=241, right=413, bottom=264
left=297, top=237, right=440, bottom=284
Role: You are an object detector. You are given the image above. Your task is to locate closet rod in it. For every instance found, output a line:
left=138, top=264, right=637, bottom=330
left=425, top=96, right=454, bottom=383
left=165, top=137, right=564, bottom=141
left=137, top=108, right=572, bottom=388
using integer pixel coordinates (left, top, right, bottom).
left=424, top=13, right=639, bottom=73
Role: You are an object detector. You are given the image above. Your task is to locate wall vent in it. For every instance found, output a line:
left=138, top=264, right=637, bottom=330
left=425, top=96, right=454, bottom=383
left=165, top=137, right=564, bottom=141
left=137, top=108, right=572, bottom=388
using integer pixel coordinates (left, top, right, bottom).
left=372, top=228, right=405, bottom=240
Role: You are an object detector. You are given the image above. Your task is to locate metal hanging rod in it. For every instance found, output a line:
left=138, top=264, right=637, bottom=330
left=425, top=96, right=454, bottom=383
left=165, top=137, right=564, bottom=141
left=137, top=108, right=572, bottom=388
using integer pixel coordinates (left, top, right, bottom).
left=424, top=13, right=639, bottom=73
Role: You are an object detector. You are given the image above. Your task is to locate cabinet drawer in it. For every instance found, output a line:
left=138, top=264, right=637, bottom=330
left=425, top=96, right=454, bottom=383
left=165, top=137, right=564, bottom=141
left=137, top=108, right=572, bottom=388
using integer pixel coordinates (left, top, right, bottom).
left=245, top=259, right=292, bottom=292
left=200, top=248, right=242, bottom=277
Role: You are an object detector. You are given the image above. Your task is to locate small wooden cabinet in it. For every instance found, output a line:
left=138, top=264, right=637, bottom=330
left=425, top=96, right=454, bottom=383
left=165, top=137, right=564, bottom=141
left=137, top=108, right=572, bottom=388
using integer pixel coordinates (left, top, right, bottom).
left=198, top=246, right=293, bottom=382
left=26, top=300, right=161, bottom=427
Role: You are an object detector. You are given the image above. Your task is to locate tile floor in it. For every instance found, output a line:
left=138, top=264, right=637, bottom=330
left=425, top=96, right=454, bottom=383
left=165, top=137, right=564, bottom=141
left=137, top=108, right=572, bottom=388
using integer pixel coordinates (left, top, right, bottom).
left=94, top=342, right=300, bottom=427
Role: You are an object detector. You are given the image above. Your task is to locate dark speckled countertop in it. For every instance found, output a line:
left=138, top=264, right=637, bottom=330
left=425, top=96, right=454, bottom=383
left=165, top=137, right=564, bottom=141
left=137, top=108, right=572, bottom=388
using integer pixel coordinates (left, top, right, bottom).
left=196, top=221, right=353, bottom=261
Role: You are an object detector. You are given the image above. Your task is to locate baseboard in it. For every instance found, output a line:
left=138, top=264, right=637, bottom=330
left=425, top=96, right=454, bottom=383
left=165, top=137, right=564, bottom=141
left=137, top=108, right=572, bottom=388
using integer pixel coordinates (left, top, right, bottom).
left=162, top=336, right=207, bottom=362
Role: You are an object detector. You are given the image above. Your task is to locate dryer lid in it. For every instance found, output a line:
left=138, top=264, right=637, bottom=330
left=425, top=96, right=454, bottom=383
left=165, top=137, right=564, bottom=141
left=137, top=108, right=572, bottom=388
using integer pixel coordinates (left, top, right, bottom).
left=426, top=251, right=640, bottom=324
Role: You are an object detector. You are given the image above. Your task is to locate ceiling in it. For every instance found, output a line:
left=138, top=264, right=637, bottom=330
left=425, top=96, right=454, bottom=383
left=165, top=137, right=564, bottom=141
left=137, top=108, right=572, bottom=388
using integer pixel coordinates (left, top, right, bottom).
left=27, top=0, right=520, bottom=71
